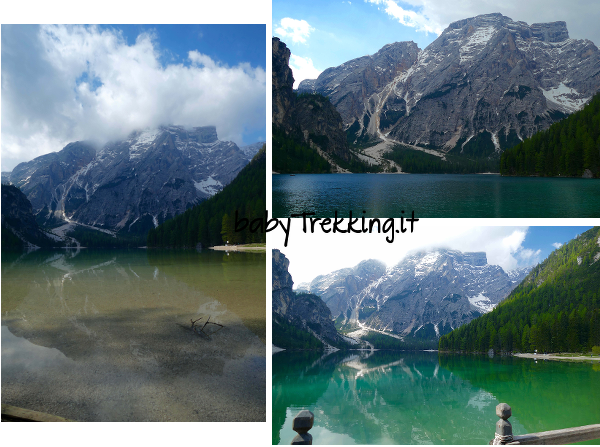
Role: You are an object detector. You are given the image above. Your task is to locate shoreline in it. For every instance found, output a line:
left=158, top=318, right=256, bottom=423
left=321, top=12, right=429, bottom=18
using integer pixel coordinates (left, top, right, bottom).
left=211, top=244, right=266, bottom=252
left=514, top=353, right=600, bottom=362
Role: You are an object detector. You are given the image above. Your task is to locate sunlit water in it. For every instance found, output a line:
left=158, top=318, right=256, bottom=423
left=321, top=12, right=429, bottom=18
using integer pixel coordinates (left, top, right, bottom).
left=1, top=248, right=266, bottom=421
left=273, top=350, right=600, bottom=444
left=273, top=174, right=600, bottom=218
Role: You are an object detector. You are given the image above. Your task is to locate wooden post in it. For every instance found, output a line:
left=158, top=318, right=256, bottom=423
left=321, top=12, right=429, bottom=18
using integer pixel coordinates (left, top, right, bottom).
left=491, top=403, right=513, bottom=445
left=291, top=409, right=314, bottom=445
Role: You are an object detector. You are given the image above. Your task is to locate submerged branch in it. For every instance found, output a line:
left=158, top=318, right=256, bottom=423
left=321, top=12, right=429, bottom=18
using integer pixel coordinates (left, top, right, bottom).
left=189, top=316, right=225, bottom=338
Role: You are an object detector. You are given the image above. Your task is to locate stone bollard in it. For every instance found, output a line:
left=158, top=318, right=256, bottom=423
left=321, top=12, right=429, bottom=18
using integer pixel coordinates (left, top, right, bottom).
left=291, top=409, right=314, bottom=445
left=491, top=403, right=514, bottom=445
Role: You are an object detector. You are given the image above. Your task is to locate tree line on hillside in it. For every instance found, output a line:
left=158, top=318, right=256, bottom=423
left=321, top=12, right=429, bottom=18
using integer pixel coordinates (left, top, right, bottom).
left=361, top=332, right=438, bottom=350
left=439, top=227, right=600, bottom=353
left=500, top=93, right=600, bottom=177
left=384, top=145, right=499, bottom=174
left=1, top=223, right=25, bottom=249
left=66, top=226, right=144, bottom=248
left=147, top=147, right=266, bottom=248
left=272, top=315, right=325, bottom=350
left=272, top=125, right=332, bottom=173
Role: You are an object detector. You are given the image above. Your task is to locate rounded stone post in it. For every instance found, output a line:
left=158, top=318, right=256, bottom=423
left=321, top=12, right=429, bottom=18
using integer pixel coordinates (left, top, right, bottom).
left=491, top=403, right=513, bottom=445
left=291, top=409, right=314, bottom=445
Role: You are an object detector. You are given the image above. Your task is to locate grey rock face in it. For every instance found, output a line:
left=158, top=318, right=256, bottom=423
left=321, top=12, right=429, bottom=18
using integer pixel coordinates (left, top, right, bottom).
left=272, top=38, right=352, bottom=163
left=303, top=249, right=530, bottom=341
left=301, top=13, right=600, bottom=154
left=297, top=259, right=387, bottom=319
left=8, top=126, right=252, bottom=233
left=1, top=184, right=64, bottom=248
left=273, top=248, right=295, bottom=316
left=298, top=41, right=420, bottom=134
left=239, top=142, right=266, bottom=160
left=272, top=249, right=346, bottom=347
left=272, top=38, right=296, bottom=128
left=9, top=142, right=96, bottom=221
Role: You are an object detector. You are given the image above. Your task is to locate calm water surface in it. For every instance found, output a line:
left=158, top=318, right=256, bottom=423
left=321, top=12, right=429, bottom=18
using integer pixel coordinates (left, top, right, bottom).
left=1, top=248, right=266, bottom=421
left=272, top=174, right=600, bottom=217
left=273, top=350, right=600, bottom=444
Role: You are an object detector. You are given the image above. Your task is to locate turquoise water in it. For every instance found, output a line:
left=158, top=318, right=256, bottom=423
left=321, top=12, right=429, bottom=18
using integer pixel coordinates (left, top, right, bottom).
left=272, top=174, right=600, bottom=217
left=273, top=350, right=600, bottom=444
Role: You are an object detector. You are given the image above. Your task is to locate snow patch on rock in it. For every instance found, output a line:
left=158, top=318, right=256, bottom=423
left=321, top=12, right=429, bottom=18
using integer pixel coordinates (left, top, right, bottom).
left=468, top=293, right=496, bottom=313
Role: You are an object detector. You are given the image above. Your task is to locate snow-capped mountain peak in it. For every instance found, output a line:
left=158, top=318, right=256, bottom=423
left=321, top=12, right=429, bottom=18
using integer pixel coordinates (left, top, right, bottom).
left=300, top=249, right=531, bottom=342
left=8, top=125, right=260, bottom=234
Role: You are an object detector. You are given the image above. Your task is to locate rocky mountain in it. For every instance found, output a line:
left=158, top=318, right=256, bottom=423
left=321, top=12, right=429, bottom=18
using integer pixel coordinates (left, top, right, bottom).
left=296, top=259, right=387, bottom=319
left=272, top=38, right=353, bottom=170
left=1, top=184, right=64, bottom=249
left=300, top=249, right=531, bottom=342
left=272, top=249, right=348, bottom=349
left=299, top=13, right=600, bottom=156
left=239, top=142, right=266, bottom=160
left=7, top=126, right=254, bottom=235
left=1, top=172, right=12, bottom=184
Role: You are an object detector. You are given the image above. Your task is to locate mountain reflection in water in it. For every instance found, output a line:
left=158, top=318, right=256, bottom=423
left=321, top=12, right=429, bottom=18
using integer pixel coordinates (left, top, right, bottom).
left=273, top=350, right=599, bottom=444
left=1, top=248, right=266, bottom=422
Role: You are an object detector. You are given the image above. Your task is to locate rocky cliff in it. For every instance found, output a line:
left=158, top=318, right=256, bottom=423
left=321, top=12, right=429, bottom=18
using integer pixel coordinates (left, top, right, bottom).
left=272, top=38, right=296, bottom=128
left=272, top=38, right=352, bottom=165
left=272, top=249, right=347, bottom=348
left=300, top=13, right=600, bottom=156
left=296, top=259, right=387, bottom=319
left=298, top=41, right=420, bottom=142
left=1, top=184, right=64, bottom=249
left=272, top=248, right=295, bottom=316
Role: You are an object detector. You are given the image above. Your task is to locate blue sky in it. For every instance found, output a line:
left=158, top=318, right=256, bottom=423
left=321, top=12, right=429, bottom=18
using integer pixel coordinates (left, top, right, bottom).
left=273, top=0, right=600, bottom=87
left=114, top=25, right=266, bottom=70
left=2, top=24, right=266, bottom=171
left=522, top=226, right=592, bottom=262
left=272, top=224, right=595, bottom=285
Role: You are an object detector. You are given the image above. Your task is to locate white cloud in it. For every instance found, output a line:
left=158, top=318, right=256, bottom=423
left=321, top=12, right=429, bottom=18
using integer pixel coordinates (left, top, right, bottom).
left=1, top=25, right=266, bottom=171
left=365, top=0, right=600, bottom=43
left=516, top=248, right=542, bottom=266
left=366, top=0, right=444, bottom=34
left=289, top=54, right=322, bottom=88
left=272, top=223, right=543, bottom=284
left=552, top=242, right=563, bottom=249
left=274, top=18, right=314, bottom=44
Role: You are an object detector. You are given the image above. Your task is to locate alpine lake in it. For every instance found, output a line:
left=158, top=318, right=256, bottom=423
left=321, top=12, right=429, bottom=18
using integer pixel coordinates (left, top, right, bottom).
left=272, top=174, right=600, bottom=218
left=273, top=350, right=600, bottom=445
left=1, top=248, right=266, bottom=422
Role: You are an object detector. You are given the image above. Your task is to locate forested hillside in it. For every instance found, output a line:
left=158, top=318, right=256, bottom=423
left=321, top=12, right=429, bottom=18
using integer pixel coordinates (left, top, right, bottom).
left=500, top=93, right=600, bottom=177
left=439, top=227, right=600, bottom=353
left=383, top=145, right=499, bottom=174
left=273, top=125, right=331, bottom=173
left=147, top=146, right=266, bottom=248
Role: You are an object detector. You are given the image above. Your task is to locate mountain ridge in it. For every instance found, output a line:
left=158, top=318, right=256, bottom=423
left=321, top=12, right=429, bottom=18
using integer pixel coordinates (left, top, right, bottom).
left=299, top=13, right=600, bottom=157
left=7, top=125, right=263, bottom=235
left=298, top=249, right=531, bottom=344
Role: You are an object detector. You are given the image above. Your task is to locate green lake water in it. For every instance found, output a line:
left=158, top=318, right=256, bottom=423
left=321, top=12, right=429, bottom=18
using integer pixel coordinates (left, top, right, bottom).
left=1, top=248, right=266, bottom=421
left=272, top=174, right=600, bottom=218
left=273, top=350, right=600, bottom=444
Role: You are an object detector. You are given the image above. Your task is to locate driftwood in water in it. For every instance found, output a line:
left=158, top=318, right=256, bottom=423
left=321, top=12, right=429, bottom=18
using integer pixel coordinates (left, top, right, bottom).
left=191, top=316, right=224, bottom=336
left=177, top=316, right=224, bottom=339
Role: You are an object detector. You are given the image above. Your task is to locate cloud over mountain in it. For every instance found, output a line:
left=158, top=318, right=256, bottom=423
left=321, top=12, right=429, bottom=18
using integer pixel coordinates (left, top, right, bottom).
left=1, top=25, right=266, bottom=171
